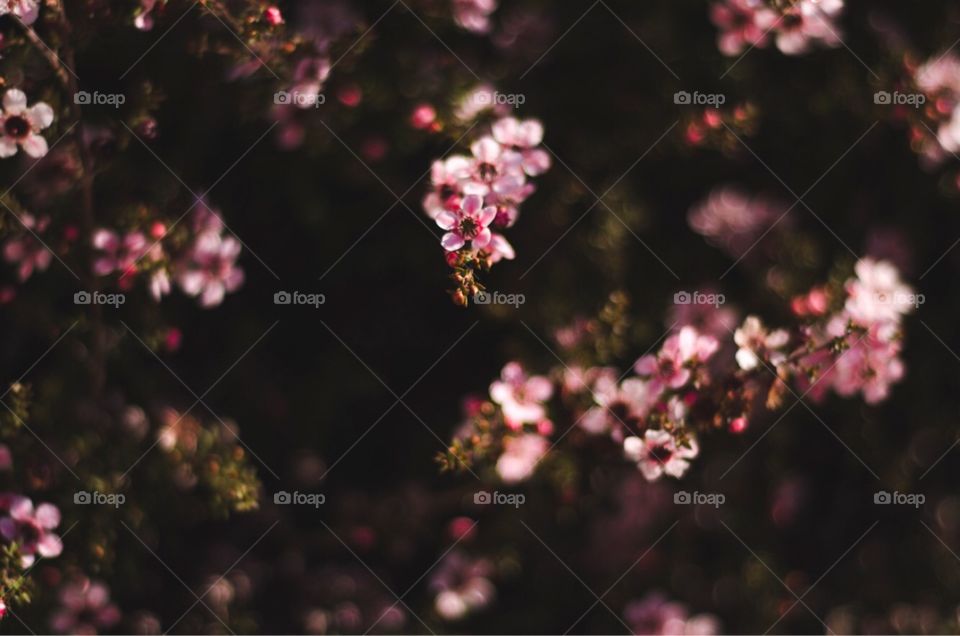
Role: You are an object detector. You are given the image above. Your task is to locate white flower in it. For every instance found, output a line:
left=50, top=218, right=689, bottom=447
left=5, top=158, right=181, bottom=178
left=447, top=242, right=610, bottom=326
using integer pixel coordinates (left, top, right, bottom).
left=0, top=89, right=54, bottom=159
left=734, top=316, right=789, bottom=370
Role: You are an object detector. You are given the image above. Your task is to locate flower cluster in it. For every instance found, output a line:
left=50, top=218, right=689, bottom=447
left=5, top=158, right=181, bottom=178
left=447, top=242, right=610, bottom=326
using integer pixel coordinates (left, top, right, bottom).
left=91, top=201, right=244, bottom=308
left=906, top=52, right=960, bottom=166
left=423, top=114, right=551, bottom=305
left=792, top=258, right=915, bottom=403
left=623, top=593, right=720, bottom=636
left=441, top=258, right=915, bottom=486
left=711, top=0, right=844, bottom=56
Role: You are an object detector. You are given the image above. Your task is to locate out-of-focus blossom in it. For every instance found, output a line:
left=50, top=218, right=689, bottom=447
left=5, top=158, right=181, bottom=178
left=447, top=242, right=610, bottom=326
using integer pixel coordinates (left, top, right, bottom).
left=452, top=0, right=497, bottom=34
left=580, top=375, right=653, bottom=439
left=50, top=577, right=121, bottom=635
left=496, top=433, right=548, bottom=483
left=688, top=186, right=786, bottom=258
left=134, top=0, right=158, bottom=30
left=624, top=429, right=700, bottom=481
left=710, top=0, right=844, bottom=57
left=624, top=593, right=720, bottom=635
left=0, top=495, right=63, bottom=567
left=774, top=0, right=844, bottom=55
left=172, top=204, right=244, bottom=307
left=710, top=0, right=777, bottom=56
left=0, top=89, right=54, bottom=159
left=3, top=214, right=52, bottom=281
left=0, top=0, right=38, bottom=24
left=430, top=550, right=495, bottom=621
left=489, top=362, right=553, bottom=428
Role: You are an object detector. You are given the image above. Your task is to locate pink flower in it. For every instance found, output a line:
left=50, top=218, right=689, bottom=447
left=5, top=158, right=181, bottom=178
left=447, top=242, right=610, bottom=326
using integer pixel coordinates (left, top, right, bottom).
left=0, top=495, right=63, bottom=567
left=491, top=117, right=551, bottom=176
left=489, top=362, right=553, bottom=428
left=3, top=214, right=52, bottom=281
left=624, top=430, right=699, bottom=481
left=264, top=5, right=284, bottom=26
left=580, top=375, right=653, bottom=439
left=91, top=229, right=150, bottom=277
left=634, top=327, right=719, bottom=395
left=436, top=194, right=497, bottom=251
left=624, top=593, right=720, bottom=635
left=410, top=103, right=437, bottom=130
left=50, top=577, right=121, bottom=635
left=452, top=0, right=498, bottom=34
left=175, top=231, right=244, bottom=307
left=710, top=0, right=777, bottom=56
left=496, top=433, right=549, bottom=483
left=0, top=89, right=53, bottom=159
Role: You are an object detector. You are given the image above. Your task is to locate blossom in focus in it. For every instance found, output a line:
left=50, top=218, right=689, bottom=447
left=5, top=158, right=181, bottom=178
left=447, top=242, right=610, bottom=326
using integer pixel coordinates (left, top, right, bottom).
left=489, top=362, right=553, bottom=428
left=50, top=577, right=121, bottom=635
left=0, top=495, right=63, bottom=567
left=0, top=89, right=54, bottom=159
left=624, top=429, right=699, bottom=481
left=437, top=194, right=498, bottom=252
